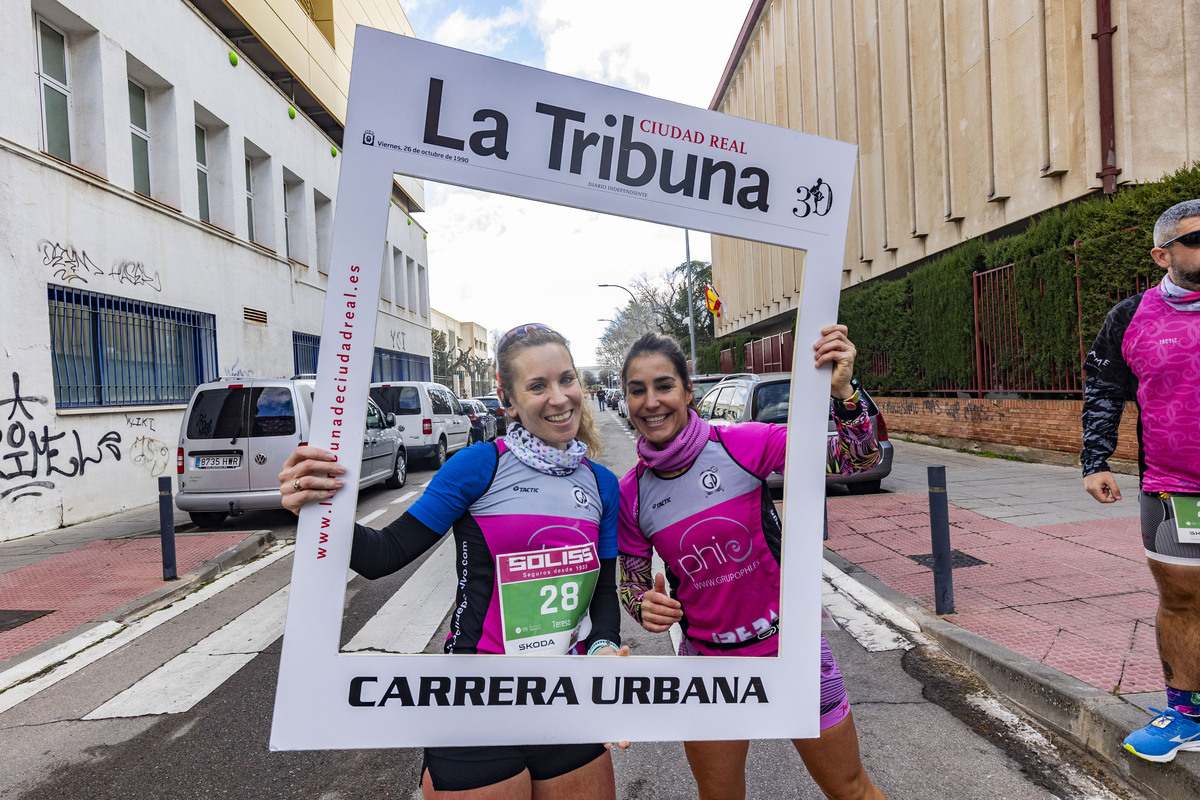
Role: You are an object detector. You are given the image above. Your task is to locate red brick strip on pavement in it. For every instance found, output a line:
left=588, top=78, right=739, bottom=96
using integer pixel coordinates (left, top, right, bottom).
left=0, top=534, right=251, bottom=663
left=825, top=493, right=1158, bottom=695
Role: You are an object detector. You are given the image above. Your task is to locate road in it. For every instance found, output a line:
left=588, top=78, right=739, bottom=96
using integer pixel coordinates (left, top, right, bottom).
left=0, top=411, right=1139, bottom=799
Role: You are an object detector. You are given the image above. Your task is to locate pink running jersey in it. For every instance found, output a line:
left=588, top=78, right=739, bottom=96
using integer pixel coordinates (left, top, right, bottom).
left=619, top=424, right=787, bottom=655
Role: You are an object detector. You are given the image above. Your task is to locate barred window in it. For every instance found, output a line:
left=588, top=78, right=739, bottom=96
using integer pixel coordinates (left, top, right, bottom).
left=372, top=347, right=430, bottom=382
left=48, top=285, right=217, bottom=408
left=293, top=331, right=320, bottom=376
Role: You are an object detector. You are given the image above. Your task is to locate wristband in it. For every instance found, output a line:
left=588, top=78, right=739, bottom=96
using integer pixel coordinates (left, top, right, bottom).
left=831, top=388, right=860, bottom=410
left=588, top=638, right=620, bottom=655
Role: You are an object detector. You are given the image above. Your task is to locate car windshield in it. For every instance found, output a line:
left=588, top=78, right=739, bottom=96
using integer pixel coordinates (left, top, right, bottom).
left=753, top=382, right=791, bottom=424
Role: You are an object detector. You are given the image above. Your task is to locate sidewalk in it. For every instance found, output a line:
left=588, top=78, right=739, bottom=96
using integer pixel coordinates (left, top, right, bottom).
left=825, top=439, right=1200, bottom=799
left=0, top=504, right=275, bottom=668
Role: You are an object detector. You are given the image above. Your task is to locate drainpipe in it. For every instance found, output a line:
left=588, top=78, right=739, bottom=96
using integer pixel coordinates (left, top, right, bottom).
left=1092, top=0, right=1120, bottom=193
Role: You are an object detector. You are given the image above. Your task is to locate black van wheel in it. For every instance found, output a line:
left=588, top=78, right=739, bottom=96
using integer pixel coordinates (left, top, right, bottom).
left=189, top=511, right=228, bottom=528
left=429, top=438, right=447, bottom=469
left=384, top=450, right=407, bottom=489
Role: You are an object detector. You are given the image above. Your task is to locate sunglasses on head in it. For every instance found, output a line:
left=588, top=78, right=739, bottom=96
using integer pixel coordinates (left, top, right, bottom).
left=1159, top=230, right=1200, bottom=248
left=496, top=323, right=558, bottom=356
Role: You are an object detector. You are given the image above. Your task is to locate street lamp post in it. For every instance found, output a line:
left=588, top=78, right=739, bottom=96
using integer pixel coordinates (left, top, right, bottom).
left=683, top=230, right=697, bottom=368
left=599, top=283, right=644, bottom=334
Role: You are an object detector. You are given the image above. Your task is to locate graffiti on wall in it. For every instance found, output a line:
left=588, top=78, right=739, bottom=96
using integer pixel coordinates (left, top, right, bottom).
left=390, top=330, right=406, bottom=350
left=125, top=414, right=157, bottom=432
left=129, top=435, right=171, bottom=476
left=223, top=358, right=255, bottom=378
left=39, top=240, right=163, bottom=292
left=0, top=372, right=122, bottom=503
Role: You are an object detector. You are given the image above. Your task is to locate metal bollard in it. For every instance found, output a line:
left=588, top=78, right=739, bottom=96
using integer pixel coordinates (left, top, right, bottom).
left=158, top=476, right=178, bottom=581
left=927, top=465, right=954, bottom=614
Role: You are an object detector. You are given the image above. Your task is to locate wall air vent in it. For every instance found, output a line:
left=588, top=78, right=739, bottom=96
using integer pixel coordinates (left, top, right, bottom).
left=243, top=307, right=268, bottom=325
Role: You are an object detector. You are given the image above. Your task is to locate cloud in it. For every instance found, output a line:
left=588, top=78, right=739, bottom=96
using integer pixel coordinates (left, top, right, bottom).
left=428, top=7, right=525, bottom=56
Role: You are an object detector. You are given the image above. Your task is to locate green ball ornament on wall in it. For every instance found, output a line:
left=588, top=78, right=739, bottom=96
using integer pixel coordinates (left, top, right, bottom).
left=229, top=51, right=239, bottom=67
left=288, top=107, right=296, bottom=120
left=331, top=146, right=338, bottom=157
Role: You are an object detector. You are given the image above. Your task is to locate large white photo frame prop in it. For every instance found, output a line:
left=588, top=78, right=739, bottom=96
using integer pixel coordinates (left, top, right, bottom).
left=271, top=27, right=856, bottom=750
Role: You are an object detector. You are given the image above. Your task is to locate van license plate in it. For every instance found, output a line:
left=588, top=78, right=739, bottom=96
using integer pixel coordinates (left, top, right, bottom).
left=197, top=456, right=240, bottom=469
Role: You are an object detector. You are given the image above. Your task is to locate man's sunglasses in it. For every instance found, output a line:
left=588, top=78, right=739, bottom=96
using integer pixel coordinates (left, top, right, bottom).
left=496, top=323, right=559, bottom=356
left=1159, top=230, right=1200, bottom=248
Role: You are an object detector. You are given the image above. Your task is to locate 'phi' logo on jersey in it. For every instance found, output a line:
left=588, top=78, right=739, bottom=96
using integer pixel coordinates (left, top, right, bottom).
left=572, top=487, right=589, bottom=507
left=699, top=468, right=722, bottom=495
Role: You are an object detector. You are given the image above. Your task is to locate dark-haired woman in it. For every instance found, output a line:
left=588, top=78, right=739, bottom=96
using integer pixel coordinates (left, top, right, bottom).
left=617, top=326, right=885, bottom=800
left=281, top=323, right=624, bottom=800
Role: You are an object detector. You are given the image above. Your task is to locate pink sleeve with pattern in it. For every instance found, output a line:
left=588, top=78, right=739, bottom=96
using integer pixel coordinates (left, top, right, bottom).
left=715, top=423, right=789, bottom=478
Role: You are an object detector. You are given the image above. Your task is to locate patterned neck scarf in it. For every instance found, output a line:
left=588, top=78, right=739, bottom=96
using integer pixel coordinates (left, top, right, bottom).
left=1160, top=274, right=1200, bottom=312
left=637, top=409, right=711, bottom=472
left=505, top=423, right=587, bottom=476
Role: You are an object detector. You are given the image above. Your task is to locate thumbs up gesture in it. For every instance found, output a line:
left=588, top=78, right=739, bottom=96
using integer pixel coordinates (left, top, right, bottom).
left=639, top=572, right=683, bottom=633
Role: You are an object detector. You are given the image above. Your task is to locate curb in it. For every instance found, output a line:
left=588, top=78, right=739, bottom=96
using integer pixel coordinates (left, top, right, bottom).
left=101, top=530, right=280, bottom=623
left=824, top=550, right=1200, bottom=800
left=1, top=530, right=280, bottom=681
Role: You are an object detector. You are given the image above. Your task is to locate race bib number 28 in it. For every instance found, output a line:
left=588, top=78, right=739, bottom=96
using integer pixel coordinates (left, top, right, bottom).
left=496, top=543, right=600, bottom=654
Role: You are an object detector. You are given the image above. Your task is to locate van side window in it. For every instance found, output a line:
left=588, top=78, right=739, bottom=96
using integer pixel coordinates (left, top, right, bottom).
left=187, top=388, right=249, bottom=439
left=429, top=389, right=452, bottom=415
left=697, top=390, right=717, bottom=419
left=365, top=403, right=382, bottom=430
left=250, top=387, right=297, bottom=437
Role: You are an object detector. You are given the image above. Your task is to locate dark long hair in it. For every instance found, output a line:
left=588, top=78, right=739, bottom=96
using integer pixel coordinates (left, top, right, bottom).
left=620, top=332, right=695, bottom=408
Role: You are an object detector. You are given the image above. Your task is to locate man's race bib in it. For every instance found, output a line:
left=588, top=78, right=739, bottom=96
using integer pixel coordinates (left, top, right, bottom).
left=496, top=543, right=599, bottom=654
left=1171, top=497, right=1200, bottom=545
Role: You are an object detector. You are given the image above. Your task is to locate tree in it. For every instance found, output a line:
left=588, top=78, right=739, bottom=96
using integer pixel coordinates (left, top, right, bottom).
left=583, top=370, right=598, bottom=386
left=431, top=329, right=451, bottom=389
left=595, top=260, right=714, bottom=368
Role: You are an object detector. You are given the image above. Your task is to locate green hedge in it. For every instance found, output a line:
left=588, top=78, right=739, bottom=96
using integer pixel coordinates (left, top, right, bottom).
left=833, top=163, right=1200, bottom=395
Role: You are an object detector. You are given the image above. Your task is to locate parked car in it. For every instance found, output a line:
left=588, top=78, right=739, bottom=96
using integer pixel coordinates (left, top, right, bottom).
left=689, top=372, right=751, bottom=405
left=461, top=398, right=497, bottom=443
left=695, top=372, right=893, bottom=493
left=473, top=395, right=507, bottom=436
left=176, top=377, right=407, bottom=528
left=370, top=381, right=471, bottom=468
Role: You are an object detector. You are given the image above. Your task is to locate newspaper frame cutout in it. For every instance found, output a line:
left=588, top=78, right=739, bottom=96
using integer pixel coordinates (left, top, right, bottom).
left=270, top=26, right=856, bottom=750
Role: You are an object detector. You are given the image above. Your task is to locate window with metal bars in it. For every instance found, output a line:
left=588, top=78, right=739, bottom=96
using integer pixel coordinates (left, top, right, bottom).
left=372, top=347, right=431, bottom=382
left=293, top=331, right=320, bottom=376
left=47, top=285, right=217, bottom=407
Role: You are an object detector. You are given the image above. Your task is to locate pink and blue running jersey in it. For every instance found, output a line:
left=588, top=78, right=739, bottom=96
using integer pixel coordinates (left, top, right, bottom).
left=408, top=439, right=619, bottom=655
left=618, top=423, right=787, bottom=655
left=1083, top=289, right=1200, bottom=492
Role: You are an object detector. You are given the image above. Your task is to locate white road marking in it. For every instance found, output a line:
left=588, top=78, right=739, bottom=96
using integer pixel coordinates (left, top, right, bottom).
left=343, top=535, right=457, bottom=653
left=85, top=587, right=291, bottom=718
left=820, top=560, right=916, bottom=652
left=356, top=509, right=387, bottom=526
left=0, top=543, right=293, bottom=714
left=390, top=490, right=418, bottom=505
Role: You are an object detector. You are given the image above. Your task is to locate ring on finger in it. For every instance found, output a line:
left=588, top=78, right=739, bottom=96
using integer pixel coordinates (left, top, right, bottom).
left=293, top=478, right=302, bottom=492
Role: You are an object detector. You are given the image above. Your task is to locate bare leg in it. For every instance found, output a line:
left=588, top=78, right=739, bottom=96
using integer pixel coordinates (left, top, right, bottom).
left=683, top=739, right=750, bottom=800
left=792, top=712, right=886, bottom=800
left=1148, top=559, right=1200, bottom=689
left=532, top=749, right=616, bottom=800
left=422, top=768, right=531, bottom=800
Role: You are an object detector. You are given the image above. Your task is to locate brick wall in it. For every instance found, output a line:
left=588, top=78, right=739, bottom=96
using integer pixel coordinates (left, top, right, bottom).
left=876, top=397, right=1141, bottom=463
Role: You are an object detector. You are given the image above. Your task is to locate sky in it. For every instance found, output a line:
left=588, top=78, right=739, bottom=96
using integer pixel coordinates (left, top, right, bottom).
left=399, top=0, right=754, bottom=363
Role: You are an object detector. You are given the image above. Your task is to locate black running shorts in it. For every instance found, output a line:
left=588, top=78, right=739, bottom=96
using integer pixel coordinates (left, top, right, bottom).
left=422, top=743, right=608, bottom=791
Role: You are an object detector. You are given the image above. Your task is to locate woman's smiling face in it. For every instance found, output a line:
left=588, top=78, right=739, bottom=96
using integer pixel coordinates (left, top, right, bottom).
left=506, top=343, right=583, bottom=450
left=624, top=352, right=692, bottom=447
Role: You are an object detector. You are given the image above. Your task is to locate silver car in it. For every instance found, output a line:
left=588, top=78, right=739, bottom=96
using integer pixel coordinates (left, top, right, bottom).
left=696, top=372, right=893, bottom=494
left=176, top=377, right=407, bottom=528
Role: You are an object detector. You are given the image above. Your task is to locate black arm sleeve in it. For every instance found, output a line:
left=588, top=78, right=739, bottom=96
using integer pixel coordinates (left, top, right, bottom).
left=584, top=557, right=621, bottom=651
left=349, top=512, right=443, bottom=580
left=1081, top=296, right=1139, bottom=476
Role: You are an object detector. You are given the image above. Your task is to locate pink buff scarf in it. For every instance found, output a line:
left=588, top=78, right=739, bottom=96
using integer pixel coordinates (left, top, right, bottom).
left=637, top=409, right=711, bottom=472
left=1160, top=275, right=1200, bottom=312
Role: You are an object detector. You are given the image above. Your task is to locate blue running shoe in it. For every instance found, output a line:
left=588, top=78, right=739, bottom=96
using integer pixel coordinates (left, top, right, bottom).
left=1123, top=707, right=1200, bottom=762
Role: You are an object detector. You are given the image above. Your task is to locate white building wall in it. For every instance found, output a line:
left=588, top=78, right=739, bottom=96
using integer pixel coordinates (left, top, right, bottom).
left=0, top=0, right=430, bottom=538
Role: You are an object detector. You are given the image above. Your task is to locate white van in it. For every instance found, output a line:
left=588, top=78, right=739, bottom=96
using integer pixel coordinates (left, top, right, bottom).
left=176, top=377, right=407, bottom=527
left=370, top=381, right=471, bottom=467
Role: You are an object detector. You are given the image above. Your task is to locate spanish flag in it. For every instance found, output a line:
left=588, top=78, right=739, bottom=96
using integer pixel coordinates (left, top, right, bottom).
left=705, top=284, right=724, bottom=317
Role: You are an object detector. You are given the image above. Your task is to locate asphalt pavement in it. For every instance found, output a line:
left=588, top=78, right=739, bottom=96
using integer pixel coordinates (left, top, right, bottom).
left=1, top=437, right=1197, bottom=798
